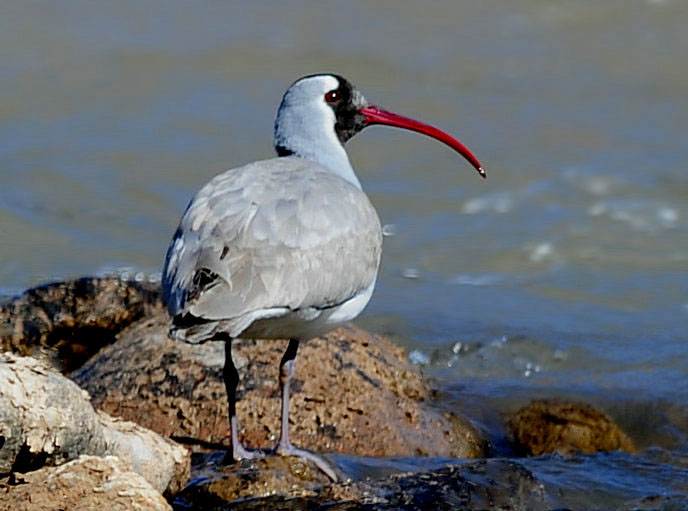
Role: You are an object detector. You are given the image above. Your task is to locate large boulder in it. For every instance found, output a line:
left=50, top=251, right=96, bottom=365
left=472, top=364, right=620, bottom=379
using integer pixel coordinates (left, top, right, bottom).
left=0, top=353, right=106, bottom=474
left=73, top=313, right=486, bottom=459
left=99, top=412, right=189, bottom=496
left=0, top=353, right=189, bottom=495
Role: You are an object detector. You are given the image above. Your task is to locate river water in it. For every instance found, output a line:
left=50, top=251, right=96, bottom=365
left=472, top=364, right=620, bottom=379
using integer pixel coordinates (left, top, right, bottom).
left=1, top=1, right=687, bottom=507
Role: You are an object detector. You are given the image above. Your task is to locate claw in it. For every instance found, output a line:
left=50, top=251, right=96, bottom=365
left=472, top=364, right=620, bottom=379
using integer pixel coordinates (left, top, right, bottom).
left=276, top=444, right=339, bottom=481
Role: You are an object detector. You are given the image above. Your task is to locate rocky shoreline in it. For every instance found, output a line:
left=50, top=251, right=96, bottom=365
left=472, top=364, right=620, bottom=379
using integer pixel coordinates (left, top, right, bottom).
left=0, top=278, right=639, bottom=509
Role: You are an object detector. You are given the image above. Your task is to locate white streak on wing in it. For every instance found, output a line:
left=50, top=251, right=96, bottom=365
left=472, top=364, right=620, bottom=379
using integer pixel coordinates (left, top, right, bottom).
left=235, top=281, right=376, bottom=340
left=325, top=280, right=376, bottom=324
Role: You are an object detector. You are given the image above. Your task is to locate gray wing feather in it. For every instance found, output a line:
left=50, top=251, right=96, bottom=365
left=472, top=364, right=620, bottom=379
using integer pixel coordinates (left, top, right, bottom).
left=162, top=157, right=382, bottom=330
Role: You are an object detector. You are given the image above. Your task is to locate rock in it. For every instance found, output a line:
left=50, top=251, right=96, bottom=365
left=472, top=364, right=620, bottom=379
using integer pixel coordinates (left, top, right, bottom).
left=0, top=455, right=172, bottom=511
left=174, top=457, right=548, bottom=510
left=99, top=412, right=190, bottom=496
left=0, top=353, right=106, bottom=474
left=73, top=312, right=486, bottom=459
left=0, top=352, right=189, bottom=495
left=0, top=277, right=162, bottom=373
left=179, top=454, right=332, bottom=505
left=507, top=400, right=636, bottom=456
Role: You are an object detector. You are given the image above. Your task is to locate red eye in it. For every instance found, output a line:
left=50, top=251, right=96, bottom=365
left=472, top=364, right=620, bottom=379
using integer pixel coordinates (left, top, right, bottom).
left=325, top=90, right=340, bottom=103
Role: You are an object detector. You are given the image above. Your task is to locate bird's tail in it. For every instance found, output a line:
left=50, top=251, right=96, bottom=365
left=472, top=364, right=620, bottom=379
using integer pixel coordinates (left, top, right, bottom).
left=168, top=312, right=219, bottom=344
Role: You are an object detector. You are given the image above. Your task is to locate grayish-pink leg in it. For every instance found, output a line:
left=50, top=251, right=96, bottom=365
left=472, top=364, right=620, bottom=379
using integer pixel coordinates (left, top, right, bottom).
left=275, top=338, right=339, bottom=481
left=223, top=339, right=265, bottom=460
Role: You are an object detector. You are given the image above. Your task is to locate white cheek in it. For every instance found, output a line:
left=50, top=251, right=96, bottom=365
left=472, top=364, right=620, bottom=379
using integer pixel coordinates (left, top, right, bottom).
left=317, top=100, right=341, bottom=147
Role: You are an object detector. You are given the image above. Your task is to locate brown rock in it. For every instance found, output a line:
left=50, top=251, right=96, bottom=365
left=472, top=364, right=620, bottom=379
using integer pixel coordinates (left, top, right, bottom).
left=0, top=455, right=172, bottom=511
left=507, top=400, right=636, bottom=456
left=73, top=312, right=485, bottom=459
left=0, top=277, right=162, bottom=372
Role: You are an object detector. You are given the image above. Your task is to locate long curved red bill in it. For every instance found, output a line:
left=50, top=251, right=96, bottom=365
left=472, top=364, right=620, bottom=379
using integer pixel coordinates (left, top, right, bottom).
left=359, top=105, right=486, bottom=178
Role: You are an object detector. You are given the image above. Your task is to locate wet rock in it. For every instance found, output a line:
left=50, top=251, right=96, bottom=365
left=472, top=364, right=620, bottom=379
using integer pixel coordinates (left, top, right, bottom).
left=0, top=455, right=172, bottom=511
left=0, top=277, right=162, bottom=372
left=74, top=312, right=486, bottom=459
left=0, top=353, right=189, bottom=495
left=174, top=457, right=549, bottom=510
left=507, top=400, right=636, bottom=456
left=179, top=454, right=332, bottom=505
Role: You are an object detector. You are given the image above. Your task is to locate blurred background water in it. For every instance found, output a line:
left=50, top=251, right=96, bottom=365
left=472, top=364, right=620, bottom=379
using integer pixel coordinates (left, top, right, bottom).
left=1, top=0, right=687, bottom=507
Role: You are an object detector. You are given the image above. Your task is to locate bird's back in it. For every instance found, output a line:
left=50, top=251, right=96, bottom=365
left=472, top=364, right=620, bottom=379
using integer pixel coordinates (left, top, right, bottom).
left=163, top=156, right=382, bottom=342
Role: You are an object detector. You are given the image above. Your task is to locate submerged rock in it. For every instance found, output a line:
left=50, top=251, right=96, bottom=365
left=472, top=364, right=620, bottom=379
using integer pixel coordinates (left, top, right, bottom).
left=0, top=455, right=172, bottom=511
left=507, top=400, right=636, bottom=456
left=73, top=312, right=486, bottom=460
left=0, top=352, right=189, bottom=495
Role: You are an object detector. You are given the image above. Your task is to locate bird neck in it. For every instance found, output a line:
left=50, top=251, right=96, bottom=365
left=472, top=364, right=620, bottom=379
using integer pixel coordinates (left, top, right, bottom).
left=275, top=141, right=362, bottom=189
left=274, top=113, right=362, bottom=189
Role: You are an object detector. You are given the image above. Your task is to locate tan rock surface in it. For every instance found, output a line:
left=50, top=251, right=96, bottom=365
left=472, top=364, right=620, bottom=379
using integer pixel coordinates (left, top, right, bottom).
left=0, top=455, right=172, bottom=511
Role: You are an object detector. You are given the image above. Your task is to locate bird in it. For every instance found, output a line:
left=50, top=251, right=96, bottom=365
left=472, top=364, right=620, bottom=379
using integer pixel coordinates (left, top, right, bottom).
left=161, top=73, right=484, bottom=480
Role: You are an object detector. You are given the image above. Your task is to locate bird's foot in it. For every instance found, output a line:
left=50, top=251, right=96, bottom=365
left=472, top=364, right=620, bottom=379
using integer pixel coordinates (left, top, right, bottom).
left=223, top=443, right=339, bottom=481
left=275, top=443, right=339, bottom=482
left=222, top=442, right=270, bottom=465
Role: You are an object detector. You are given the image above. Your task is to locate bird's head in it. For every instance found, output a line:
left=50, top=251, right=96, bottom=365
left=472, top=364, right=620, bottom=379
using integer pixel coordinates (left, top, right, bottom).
left=274, top=74, right=485, bottom=180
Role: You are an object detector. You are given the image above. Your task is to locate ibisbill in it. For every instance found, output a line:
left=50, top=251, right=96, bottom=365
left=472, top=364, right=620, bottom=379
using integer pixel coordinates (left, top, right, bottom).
left=162, top=73, right=485, bottom=480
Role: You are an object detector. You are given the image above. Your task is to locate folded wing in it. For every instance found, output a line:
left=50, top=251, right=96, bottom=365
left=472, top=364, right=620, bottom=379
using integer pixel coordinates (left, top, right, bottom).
left=162, top=157, right=382, bottom=337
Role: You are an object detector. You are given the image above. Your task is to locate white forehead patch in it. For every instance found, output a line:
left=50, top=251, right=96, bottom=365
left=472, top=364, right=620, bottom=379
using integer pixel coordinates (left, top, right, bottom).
left=274, top=74, right=362, bottom=188
left=299, top=74, right=340, bottom=94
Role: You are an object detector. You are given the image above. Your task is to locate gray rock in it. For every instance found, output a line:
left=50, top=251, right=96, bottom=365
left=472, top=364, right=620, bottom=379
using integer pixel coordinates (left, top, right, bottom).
left=100, top=412, right=190, bottom=496
left=0, top=353, right=189, bottom=495
left=0, top=353, right=106, bottom=474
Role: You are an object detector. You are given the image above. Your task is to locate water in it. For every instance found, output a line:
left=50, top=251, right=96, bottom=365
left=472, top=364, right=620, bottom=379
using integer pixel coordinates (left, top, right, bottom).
left=1, top=0, right=687, bottom=505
